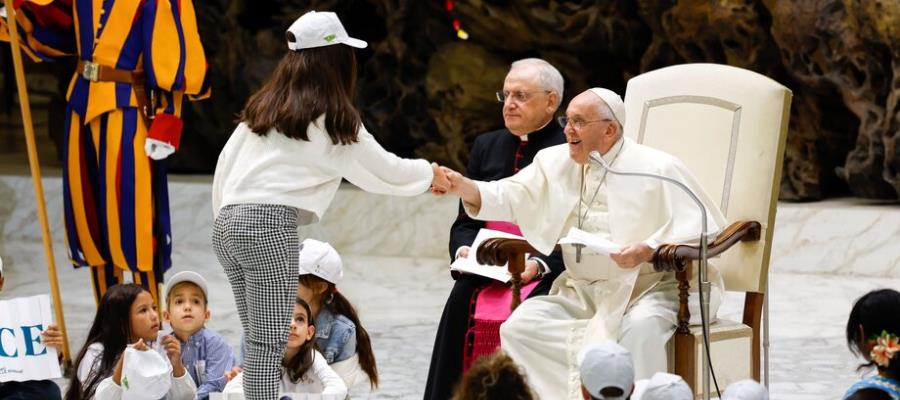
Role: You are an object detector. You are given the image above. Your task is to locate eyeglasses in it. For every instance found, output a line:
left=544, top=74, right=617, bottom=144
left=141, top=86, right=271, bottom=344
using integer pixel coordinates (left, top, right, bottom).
left=557, top=116, right=613, bottom=130
left=496, top=90, right=551, bottom=104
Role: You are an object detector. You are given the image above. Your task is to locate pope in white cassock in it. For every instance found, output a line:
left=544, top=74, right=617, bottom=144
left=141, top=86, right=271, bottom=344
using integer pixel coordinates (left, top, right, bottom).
left=443, top=88, right=729, bottom=399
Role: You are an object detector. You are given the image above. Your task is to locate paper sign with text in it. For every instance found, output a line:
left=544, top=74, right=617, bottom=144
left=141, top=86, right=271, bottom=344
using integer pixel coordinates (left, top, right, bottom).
left=0, top=294, right=61, bottom=382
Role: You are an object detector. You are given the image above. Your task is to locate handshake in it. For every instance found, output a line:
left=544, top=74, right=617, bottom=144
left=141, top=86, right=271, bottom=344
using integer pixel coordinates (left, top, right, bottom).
left=429, top=163, right=463, bottom=196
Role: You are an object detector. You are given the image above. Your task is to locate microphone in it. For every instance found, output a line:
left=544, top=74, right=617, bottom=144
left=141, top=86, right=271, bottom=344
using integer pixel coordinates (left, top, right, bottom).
left=588, top=149, right=721, bottom=398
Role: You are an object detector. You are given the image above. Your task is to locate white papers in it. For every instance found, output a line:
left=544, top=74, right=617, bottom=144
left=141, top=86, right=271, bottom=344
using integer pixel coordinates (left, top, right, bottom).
left=557, top=227, right=622, bottom=255
left=449, top=229, right=525, bottom=283
left=0, top=294, right=62, bottom=382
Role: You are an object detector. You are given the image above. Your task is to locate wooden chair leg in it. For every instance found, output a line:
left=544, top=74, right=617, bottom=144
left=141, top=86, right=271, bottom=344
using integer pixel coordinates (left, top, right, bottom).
left=673, top=264, right=696, bottom=393
left=674, top=333, right=697, bottom=393
left=743, top=292, right=764, bottom=381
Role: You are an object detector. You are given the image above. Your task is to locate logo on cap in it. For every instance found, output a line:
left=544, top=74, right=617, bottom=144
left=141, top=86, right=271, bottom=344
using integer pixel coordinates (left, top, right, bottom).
left=324, top=34, right=336, bottom=43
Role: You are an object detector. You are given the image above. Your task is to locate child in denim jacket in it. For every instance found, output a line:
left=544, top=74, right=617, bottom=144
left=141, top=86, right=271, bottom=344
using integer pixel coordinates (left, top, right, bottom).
left=296, top=239, right=378, bottom=390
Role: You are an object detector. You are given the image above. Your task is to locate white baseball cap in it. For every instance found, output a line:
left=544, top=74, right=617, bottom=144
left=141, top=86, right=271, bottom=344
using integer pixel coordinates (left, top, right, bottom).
left=286, top=11, right=367, bottom=51
left=578, top=341, right=634, bottom=399
left=588, top=88, right=626, bottom=127
left=722, top=379, right=769, bottom=400
left=164, top=271, right=209, bottom=302
left=121, top=346, right=172, bottom=400
left=640, top=372, right=693, bottom=400
left=298, top=239, right=343, bottom=285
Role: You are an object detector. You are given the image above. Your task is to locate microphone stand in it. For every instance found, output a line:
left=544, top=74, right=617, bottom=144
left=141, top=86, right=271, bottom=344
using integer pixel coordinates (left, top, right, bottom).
left=589, top=150, right=718, bottom=399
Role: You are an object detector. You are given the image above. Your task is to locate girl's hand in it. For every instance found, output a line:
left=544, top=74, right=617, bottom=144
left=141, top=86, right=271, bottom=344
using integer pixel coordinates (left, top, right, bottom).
left=224, top=366, right=242, bottom=383
left=40, top=324, right=64, bottom=353
left=132, top=338, right=149, bottom=351
left=431, top=163, right=451, bottom=194
left=112, top=352, right=126, bottom=385
left=161, top=335, right=186, bottom=377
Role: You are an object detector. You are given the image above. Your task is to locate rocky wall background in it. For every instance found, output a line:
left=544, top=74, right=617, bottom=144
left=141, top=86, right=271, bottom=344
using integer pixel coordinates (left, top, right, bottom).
left=1, top=0, right=897, bottom=201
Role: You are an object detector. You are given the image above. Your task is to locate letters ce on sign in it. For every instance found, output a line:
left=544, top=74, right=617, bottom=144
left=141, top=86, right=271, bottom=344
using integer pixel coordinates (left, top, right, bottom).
left=0, top=294, right=62, bottom=382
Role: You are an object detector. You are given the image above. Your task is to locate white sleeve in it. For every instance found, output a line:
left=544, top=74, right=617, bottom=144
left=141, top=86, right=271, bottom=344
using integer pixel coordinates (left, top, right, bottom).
left=340, top=127, right=433, bottom=196
left=77, top=343, right=105, bottom=384
left=312, top=350, right=348, bottom=397
left=464, top=160, right=549, bottom=222
left=168, top=368, right=198, bottom=400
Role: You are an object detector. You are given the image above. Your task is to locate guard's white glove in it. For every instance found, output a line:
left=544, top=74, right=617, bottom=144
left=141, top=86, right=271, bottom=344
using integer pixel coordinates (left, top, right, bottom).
left=144, top=138, right=176, bottom=160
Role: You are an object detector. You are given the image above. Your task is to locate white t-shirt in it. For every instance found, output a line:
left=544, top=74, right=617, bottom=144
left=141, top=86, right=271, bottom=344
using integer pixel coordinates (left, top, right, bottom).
left=223, top=350, right=347, bottom=398
left=212, top=117, right=434, bottom=220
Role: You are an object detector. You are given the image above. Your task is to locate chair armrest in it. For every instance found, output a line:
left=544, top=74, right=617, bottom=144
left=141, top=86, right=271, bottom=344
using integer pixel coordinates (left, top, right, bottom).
left=653, top=220, right=762, bottom=335
left=652, top=221, right=762, bottom=273
left=476, top=239, right=561, bottom=310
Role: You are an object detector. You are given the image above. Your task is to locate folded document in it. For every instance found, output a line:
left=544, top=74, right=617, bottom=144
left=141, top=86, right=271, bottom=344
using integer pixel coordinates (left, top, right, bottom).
left=557, top=227, right=622, bottom=255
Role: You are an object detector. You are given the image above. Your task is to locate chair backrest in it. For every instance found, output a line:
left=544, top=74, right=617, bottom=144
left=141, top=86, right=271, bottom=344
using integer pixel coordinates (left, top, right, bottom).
left=622, top=63, right=791, bottom=293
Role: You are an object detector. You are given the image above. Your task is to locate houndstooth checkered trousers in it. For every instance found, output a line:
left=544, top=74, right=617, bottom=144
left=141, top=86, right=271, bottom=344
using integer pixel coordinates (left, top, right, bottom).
left=213, top=204, right=301, bottom=400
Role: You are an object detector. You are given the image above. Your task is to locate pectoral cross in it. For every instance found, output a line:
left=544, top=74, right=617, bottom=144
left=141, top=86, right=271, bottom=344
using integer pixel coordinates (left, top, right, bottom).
left=574, top=243, right=584, bottom=263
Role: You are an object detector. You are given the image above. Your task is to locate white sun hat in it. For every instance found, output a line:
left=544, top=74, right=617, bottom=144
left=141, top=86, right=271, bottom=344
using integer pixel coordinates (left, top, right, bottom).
left=120, top=346, right=172, bottom=400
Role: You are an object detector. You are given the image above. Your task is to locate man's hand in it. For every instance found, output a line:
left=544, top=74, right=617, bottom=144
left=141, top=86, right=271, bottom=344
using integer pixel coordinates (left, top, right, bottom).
left=41, top=324, right=64, bottom=353
left=441, top=166, right=464, bottom=194
left=456, top=246, right=470, bottom=259
left=610, top=242, right=653, bottom=269
left=161, top=335, right=186, bottom=377
left=521, top=260, right=541, bottom=284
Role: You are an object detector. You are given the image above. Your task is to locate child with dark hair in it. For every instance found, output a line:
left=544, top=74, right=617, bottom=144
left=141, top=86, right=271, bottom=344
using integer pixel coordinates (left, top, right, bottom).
left=295, top=239, right=378, bottom=389
left=843, top=288, right=900, bottom=399
left=64, top=283, right=195, bottom=400
left=450, top=351, right=535, bottom=400
left=211, top=9, right=448, bottom=400
left=224, top=298, right=346, bottom=397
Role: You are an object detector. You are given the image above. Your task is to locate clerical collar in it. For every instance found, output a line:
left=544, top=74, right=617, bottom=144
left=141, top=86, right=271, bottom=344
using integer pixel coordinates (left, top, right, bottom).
left=518, top=118, right=558, bottom=143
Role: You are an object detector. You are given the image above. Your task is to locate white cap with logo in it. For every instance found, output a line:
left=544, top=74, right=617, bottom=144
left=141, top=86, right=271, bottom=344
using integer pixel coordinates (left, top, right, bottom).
left=578, top=341, right=635, bottom=400
left=298, top=239, right=343, bottom=285
left=588, top=88, right=626, bottom=127
left=722, top=379, right=769, bottom=400
left=286, top=11, right=367, bottom=51
left=639, top=372, right=693, bottom=400
left=121, top=346, right=172, bottom=400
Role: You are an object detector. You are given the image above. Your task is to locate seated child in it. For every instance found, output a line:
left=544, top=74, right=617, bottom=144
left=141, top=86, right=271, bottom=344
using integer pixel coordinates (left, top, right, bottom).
left=224, top=298, right=347, bottom=397
left=163, top=271, right=237, bottom=399
left=578, top=341, right=634, bottom=400
left=295, top=239, right=378, bottom=389
left=451, top=350, right=535, bottom=400
left=64, top=283, right=196, bottom=400
left=843, top=289, right=900, bottom=400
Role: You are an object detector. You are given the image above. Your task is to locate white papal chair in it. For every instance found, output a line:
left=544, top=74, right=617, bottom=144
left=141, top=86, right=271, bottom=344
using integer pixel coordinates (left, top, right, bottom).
left=476, top=63, right=792, bottom=398
left=621, top=63, right=791, bottom=397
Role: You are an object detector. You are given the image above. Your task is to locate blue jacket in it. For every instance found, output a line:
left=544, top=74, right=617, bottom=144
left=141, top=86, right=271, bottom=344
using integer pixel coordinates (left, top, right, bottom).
left=315, top=308, right=357, bottom=364
left=173, top=327, right=236, bottom=400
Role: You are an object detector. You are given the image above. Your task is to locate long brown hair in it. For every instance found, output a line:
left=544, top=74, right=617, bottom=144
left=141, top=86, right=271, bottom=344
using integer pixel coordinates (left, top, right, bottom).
left=451, top=351, right=535, bottom=400
left=65, top=284, right=147, bottom=400
left=299, top=274, right=379, bottom=388
left=283, top=298, right=317, bottom=383
left=239, top=44, right=361, bottom=144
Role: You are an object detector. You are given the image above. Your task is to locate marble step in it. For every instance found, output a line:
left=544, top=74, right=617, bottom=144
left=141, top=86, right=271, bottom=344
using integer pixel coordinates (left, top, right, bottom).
left=0, top=172, right=897, bottom=277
